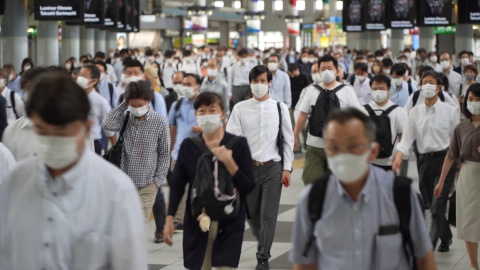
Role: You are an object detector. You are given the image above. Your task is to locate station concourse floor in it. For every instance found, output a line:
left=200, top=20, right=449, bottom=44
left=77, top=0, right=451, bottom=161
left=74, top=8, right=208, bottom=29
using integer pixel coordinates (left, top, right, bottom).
left=146, top=154, right=479, bottom=270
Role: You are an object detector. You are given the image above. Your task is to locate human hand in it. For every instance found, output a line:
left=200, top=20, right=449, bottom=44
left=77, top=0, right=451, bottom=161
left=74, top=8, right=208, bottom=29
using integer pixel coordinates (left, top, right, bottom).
left=282, top=170, right=291, bottom=187
left=212, top=146, right=233, bottom=164
left=163, top=216, right=175, bottom=246
left=434, top=182, right=444, bottom=198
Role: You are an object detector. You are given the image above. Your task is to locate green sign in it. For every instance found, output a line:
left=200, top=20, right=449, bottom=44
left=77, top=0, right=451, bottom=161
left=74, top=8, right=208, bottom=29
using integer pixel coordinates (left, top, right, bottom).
left=434, top=25, right=456, bottom=35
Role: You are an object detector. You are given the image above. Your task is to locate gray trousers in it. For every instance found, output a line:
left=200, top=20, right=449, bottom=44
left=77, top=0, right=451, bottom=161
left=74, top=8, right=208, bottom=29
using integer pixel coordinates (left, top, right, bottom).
left=232, top=85, right=252, bottom=106
left=246, top=162, right=283, bottom=261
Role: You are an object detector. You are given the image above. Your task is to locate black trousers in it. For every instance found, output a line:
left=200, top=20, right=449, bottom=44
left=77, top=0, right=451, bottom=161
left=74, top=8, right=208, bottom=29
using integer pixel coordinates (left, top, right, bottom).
left=417, top=152, right=456, bottom=245
left=152, top=189, right=166, bottom=230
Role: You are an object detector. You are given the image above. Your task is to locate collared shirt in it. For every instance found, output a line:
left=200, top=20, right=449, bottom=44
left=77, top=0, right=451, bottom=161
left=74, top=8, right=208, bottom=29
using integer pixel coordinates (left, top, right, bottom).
left=113, top=61, right=124, bottom=82
left=103, top=103, right=171, bottom=188
left=427, top=61, right=443, bottom=73
left=298, top=82, right=366, bottom=148
left=152, top=91, right=168, bottom=118
left=228, top=61, right=252, bottom=94
left=7, top=75, right=22, bottom=97
left=398, top=98, right=459, bottom=156
left=0, top=87, right=25, bottom=124
left=106, top=63, right=118, bottom=85
left=404, top=89, right=458, bottom=114
left=226, top=98, right=294, bottom=171
left=353, top=77, right=372, bottom=105
left=2, top=117, right=35, bottom=161
left=389, top=81, right=410, bottom=107
left=98, top=80, right=118, bottom=109
left=0, top=148, right=146, bottom=270
left=0, top=142, right=15, bottom=184
left=445, top=70, right=462, bottom=95
left=269, top=70, right=292, bottom=108
left=290, top=166, right=432, bottom=269
left=87, top=90, right=114, bottom=141
left=200, top=77, right=230, bottom=116
left=168, top=97, right=197, bottom=160
left=161, top=63, right=177, bottom=89
left=367, top=100, right=408, bottom=166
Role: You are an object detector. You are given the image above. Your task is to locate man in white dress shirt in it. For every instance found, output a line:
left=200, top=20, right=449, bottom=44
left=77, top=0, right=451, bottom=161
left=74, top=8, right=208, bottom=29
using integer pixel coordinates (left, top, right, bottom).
left=427, top=52, right=442, bottom=73
left=352, top=62, right=372, bottom=105
left=94, top=51, right=118, bottom=85
left=439, top=52, right=462, bottom=95
left=227, top=48, right=253, bottom=106
left=0, top=142, right=15, bottom=184
left=0, top=71, right=146, bottom=269
left=393, top=70, right=459, bottom=253
left=226, top=65, right=294, bottom=270
left=267, top=54, right=292, bottom=108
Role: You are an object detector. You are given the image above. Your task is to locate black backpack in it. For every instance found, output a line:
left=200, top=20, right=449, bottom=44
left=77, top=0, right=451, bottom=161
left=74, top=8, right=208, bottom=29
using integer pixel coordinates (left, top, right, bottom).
left=407, top=79, right=413, bottom=96
left=308, top=84, right=345, bottom=137
left=276, top=102, right=285, bottom=167
left=9, top=91, right=19, bottom=119
left=189, top=135, right=242, bottom=221
left=303, top=174, right=418, bottom=270
left=363, top=104, right=399, bottom=159
left=103, top=112, right=130, bottom=167
left=412, top=90, right=445, bottom=107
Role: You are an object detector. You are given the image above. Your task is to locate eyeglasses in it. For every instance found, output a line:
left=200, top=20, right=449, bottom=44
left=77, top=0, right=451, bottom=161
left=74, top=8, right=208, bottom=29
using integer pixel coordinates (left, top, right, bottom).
left=325, top=143, right=370, bottom=155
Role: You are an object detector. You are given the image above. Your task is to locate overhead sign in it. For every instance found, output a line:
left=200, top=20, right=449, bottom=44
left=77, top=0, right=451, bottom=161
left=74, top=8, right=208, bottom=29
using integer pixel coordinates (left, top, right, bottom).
left=125, top=0, right=134, bottom=32
left=133, top=0, right=140, bottom=32
left=343, top=0, right=363, bottom=32
left=34, top=0, right=83, bottom=21
left=104, top=0, right=118, bottom=28
left=458, top=0, right=480, bottom=23
left=247, top=19, right=261, bottom=33
left=418, top=0, right=452, bottom=26
left=364, top=0, right=386, bottom=30
left=434, top=25, right=455, bottom=35
left=84, top=0, right=105, bottom=24
left=117, top=0, right=127, bottom=31
left=388, top=0, right=415, bottom=28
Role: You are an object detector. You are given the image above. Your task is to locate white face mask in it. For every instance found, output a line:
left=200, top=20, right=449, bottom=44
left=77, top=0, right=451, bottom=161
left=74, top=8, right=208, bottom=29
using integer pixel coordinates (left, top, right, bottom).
left=356, top=75, right=366, bottom=82
left=376, top=57, right=384, bottom=61
left=467, top=101, right=480, bottom=115
left=308, top=58, right=315, bottom=63
left=301, top=57, right=309, bottom=64
left=24, top=65, right=31, bottom=71
left=183, top=86, right=196, bottom=99
left=146, top=56, right=155, bottom=63
left=320, top=70, right=336, bottom=84
left=109, top=52, right=115, bottom=58
left=251, top=83, right=269, bottom=98
left=123, top=75, right=143, bottom=84
left=0, top=78, right=6, bottom=88
left=384, top=69, right=391, bottom=75
left=197, top=114, right=222, bottom=134
left=422, top=84, right=438, bottom=99
left=8, top=73, right=13, bottom=81
left=207, top=68, right=218, bottom=77
left=415, top=75, right=420, bottom=82
left=34, top=131, right=84, bottom=170
left=173, top=84, right=184, bottom=96
left=367, top=62, right=374, bottom=68
left=268, top=62, right=278, bottom=71
left=429, top=56, right=438, bottom=63
left=327, top=149, right=371, bottom=183
left=76, top=76, right=92, bottom=90
left=461, top=58, right=470, bottom=66
left=312, top=73, right=322, bottom=84
left=371, top=90, right=388, bottom=103
left=129, top=105, right=149, bottom=117
left=392, top=78, right=403, bottom=87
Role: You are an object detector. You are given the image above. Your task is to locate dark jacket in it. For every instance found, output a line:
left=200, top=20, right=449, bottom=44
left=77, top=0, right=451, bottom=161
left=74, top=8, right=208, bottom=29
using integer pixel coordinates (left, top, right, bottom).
left=0, top=95, right=7, bottom=140
left=168, top=132, right=256, bottom=269
left=453, top=65, right=463, bottom=76
left=298, top=62, right=313, bottom=84
left=289, top=73, right=310, bottom=108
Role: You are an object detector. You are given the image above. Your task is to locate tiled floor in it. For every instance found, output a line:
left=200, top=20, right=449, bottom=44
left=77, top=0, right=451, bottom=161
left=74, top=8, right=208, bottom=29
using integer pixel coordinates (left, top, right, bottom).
left=146, top=158, right=479, bottom=270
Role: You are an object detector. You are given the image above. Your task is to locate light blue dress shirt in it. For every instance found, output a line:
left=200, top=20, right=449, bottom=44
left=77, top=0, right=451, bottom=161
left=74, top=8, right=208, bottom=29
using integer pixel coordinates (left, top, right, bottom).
left=151, top=91, right=168, bottom=118
left=290, top=166, right=432, bottom=269
left=269, top=70, right=292, bottom=108
left=168, top=98, right=197, bottom=160
left=389, top=81, right=410, bottom=107
left=98, top=80, right=118, bottom=109
left=7, top=75, right=22, bottom=97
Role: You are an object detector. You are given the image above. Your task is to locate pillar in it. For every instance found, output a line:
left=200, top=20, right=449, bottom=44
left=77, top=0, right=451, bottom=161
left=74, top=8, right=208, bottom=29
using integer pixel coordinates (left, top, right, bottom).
left=1, top=0, right=28, bottom=71
left=61, top=22, right=80, bottom=63
left=346, top=32, right=360, bottom=50
left=359, top=32, right=369, bottom=50
left=246, top=0, right=260, bottom=48
left=287, top=0, right=299, bottom=50
left=37, top=21, right=59, bottom=66
left=390, top=29, right=404, bottom=55
left=106, top=31, right=117, bottom=52
left=419, top=27, right=434, bottom=51
left=219, top=21, right=230, bottom=48
left=94, top=29, right=106, bottom=54
left=455, top=24, right=473, bottom=53
left=367, top=31, right=381, bottom=51
left=80, top=27, right=95, bottom=56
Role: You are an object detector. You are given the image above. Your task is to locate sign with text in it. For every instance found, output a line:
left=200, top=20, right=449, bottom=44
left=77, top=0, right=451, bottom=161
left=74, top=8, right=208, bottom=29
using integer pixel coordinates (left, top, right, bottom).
left=34, top=0, right=83, bottom=21
left=418, top=0, right=452, bottom=26
left=125, top=0, right=134, bottom=32
left=104, top=0, right=117, bottom=28
left=458, top=0, right=480, bottom=23
left=343, top=0, right=363, bottom=32
left=364, top=0, right=386, bottom=30
left=117, top=0, right=127, bottom=30
left=85, top=0, right=105, bottom=24
left=434, top=25, right=455, bottom=35
left=133, top=0, right=140, bottom=32
left=387, top=0, right=415, bottom=28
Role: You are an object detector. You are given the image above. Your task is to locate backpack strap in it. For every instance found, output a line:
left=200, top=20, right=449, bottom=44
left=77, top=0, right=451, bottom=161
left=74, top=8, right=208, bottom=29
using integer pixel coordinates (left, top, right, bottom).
left=363, top=104, right=376, bottom=117
left=276, top=102, right=285, bottom=164
left=152, top=94, right=156, bottom=109
left=10, top=91, right=18, bottom=119
left=383, top=104, right=399, bottom=116
left=407, top=80, right=413, bottom=95
left=412, top=91, right=420, bottom=107
left=173, top=98, right=184, bottom=126
left=438, top=91, right=445, bottom=102
left=349, top=74, right=355, bottom=86
left=190, top=135, right=211, bottom=154
left=393, top=176, right=417, bottom=270
left=224, top=135, right=241, bottom=150
left=108, top=83, right=114, bottom=108
left=331, top=84, right=346, bottom=93
left=118, top=112, right=130, bottom=141
left=312, top=84, right=324, bottom=92
left=303, top=173, right=331, bottom=257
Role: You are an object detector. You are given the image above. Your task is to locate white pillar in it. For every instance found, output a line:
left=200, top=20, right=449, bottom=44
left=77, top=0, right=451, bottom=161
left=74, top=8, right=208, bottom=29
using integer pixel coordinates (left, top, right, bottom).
left=367, top=31, right=381, bottom=51
left=37, top=21, right=59, bottom=66
left=95, top=29, right=107, bottom=53
left=61, top=23, right=80, bottom=63
left=1, top=0, right=28, bottom=70
left=106, top=31, right=117, bottom=52
left=346, top=32, right=360, bottom=50
left=455, top=24, right=473, bottom=53
left=419, top=27, right=435, bottom=51
left=80, top=27, right=95, bottom=56
left=390, top=29, right=404, bottom=56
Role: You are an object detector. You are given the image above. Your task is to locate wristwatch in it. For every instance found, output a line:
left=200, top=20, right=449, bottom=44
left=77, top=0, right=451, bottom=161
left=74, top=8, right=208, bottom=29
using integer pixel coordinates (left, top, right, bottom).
left=368, top=0, right=384, bottom=22
left=426, top=0, right=448, bottom=16
left=348, top=0, right=362, bottom=24
left=393, top=0, right=413, bottom=19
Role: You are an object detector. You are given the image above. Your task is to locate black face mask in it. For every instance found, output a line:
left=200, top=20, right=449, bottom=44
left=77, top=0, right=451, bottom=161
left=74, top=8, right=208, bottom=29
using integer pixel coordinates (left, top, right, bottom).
left=420, top=55, right=428, bottom=61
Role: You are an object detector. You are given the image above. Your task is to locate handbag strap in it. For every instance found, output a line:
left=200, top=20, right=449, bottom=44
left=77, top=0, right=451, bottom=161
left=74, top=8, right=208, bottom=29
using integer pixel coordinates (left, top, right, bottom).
left=118, top=112, right=131, bottom=142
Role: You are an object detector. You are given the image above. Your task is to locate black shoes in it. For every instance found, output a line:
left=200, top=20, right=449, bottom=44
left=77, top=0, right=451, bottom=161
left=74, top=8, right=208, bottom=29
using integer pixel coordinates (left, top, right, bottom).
left=437, top=239, right=453, bottom=252
left=256, top=259, right=269, bottom=270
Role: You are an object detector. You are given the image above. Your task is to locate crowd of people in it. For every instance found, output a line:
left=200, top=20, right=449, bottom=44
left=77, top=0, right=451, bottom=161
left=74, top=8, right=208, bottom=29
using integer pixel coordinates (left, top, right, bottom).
left=0, top=43, right=478, bottom=270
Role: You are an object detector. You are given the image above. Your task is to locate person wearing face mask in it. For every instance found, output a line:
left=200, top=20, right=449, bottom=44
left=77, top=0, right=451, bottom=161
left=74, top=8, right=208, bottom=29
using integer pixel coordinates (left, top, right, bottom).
left=371, top=60, right=384, bottom=76
left=200, top=59, right=229, bottom=121
left=288, top=64, right=309, bottom=123
left=199, top=58, right=209, bottom=79
left=433, top=84, right=480, bottom=270
left=413, top=48, right=428, bottom=76
left=3, top=64, right=22, bottom=97
left=457, top=65, right=478, bottom=105
left=64, top=58, right=75, bottom=74
left=365, top=75, right=408, bottom=171
left=0, top=142, right=15, bottom=184
left=367, top=55, right=376, bottom=74
left=454, top=51, right=472, bottom=76
left=226, top=65, right=294, bottom=270
left=285, top=49, right=298, bottom=66
left=168, top=73, right=202, bottom=232
left=94, top=51, right=118, bottom=85
left=0, top=71, right=147, bottom=269
left=227, top=48, right=252, bottom=106
left=113, top=48, right=130, bottom=82
left=393, top=70, right=459, bottom=252
left=389, top=64, right=415, bottom=107
left=143, top=48, right=156, bottom=66
left=180, top=50, right=200, bottom=75
left=103, top=80, right=171, bottom=224
left=298, top=51, right=313, bottom=81
left=440, top=52, right=462, bottom=95
left=267, top=54, right=292, bottom=108
left=164, top=92, right=255, bottom=269
left=95, top=61, right=118, bottom=110
left=78, top=65, right=116, bottom=155
left=161, top=50, right=180, bottom=91
left=19, top=58, right=34, bottom=76
left=164, top=71, right=185, bottom=112
left=374, top=50, right=385, bottom=62
left=294, top=55, right=365, bottom=186
left=0, top=68, right=25, bottom=125
left=427, top=52, right=442, bottom=72
left=290, top=108, right=435, bottom=270
left=351, top=63, right=372, bottom=105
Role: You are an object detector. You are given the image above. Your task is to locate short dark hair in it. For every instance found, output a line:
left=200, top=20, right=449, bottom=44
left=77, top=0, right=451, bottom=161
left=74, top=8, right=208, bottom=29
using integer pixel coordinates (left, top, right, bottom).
left=184, top=73, right=202, bottom=85
left=183, top=50, right=193, bottom=57
left=391, top=63, right=406, bottom=76
left=194, top=92, right=225, bottom=111
left=237, top=48, right=248, bottom=57
left=82, top=64, right=101, bottom=84
left=369, top=74, right=391, bottom=89
left=119, top=49, right=129, bottom=55
left=417, top=48, right=427, bottom=54
left=145, top=49, right=154, bottom=56
left=124, top=59, right=144, bottom=72
left=94, top=60, right=107, bottom=73
left=288, top=63, right=299, bottom=72
left=27, top=71, right=90, bottom=125
left=441, top=74, right=450, bottom=92
left=382, top=58, right=393, bottom=68
left=3, top=64, right=15, bottom=73
left=21, top=58, right=35, bottom=73
left=124, top=81, right=154, bottom=102
left=82, top=59, right=93, bottom=65
left=417, top=65, right=434, bottom=78
left=249, top=65, right=272, bottom=83
left=319, top=55, right=338, bottom=69
left=459, top=50, right=469, bottom=58
left=323, top=108, right=376, bottom=142
left=464, top=64, right=478, bottom=75
left=94, top=51, right=106, bottom=60
left=421, top=70, right=443, bottom=85
left=268, top=54, right=280, bottom=62
left=354, top=62, right=368, bottom=72
left=164, top=50, right=175, bottom=58
left=463, top=83, right=480, bottom=119
left=172, top=71, right=186, bottom=79
left=374, top=50, right=384, bottom=57
left=20, top=67, right=48, bottom=89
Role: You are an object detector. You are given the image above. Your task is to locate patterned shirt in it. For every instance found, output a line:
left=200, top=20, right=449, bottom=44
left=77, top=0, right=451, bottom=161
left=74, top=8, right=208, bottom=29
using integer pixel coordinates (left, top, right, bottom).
left=103, top=102, right=171, bottom=188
